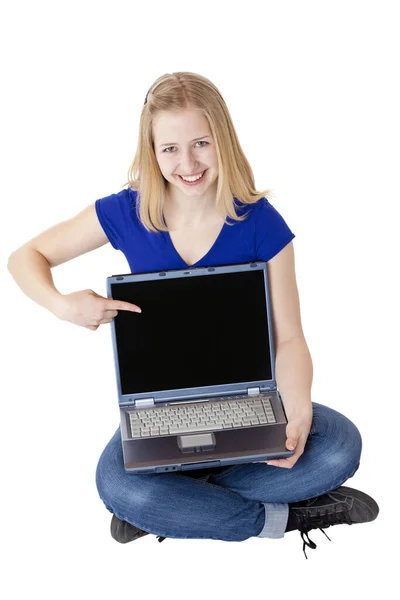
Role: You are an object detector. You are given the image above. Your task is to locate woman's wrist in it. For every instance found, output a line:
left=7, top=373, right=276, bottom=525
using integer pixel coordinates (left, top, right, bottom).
left=281, top=394, right=313, bottom=421
left=49, top=293, right=68, bottom=319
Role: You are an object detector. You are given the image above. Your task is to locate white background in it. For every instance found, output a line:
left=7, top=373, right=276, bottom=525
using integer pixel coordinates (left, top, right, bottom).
left=2, top=1, right=398, bottom=598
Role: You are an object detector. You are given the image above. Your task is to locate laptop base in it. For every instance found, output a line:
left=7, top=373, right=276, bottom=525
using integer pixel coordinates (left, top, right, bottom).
left=121, top=422, right=293, bottom=473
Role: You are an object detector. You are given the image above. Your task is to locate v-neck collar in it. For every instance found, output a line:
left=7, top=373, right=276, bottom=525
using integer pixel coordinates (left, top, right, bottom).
left=165, top=221, right=227, bottom=267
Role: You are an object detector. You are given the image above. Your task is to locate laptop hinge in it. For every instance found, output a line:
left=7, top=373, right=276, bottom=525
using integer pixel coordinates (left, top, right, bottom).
left=134, top=398, right=155, bottom=408
left=247, top=387, right=260, bottom=396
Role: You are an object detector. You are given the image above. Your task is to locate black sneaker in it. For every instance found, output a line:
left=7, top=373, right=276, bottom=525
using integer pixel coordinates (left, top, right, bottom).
left=110, top=515, right=166, bottom=544
left=285, top=486, right=379, bottom=559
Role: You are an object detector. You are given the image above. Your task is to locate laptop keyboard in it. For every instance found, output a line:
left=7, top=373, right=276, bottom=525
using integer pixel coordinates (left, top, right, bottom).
left=128, top=395, right=276, bottom=439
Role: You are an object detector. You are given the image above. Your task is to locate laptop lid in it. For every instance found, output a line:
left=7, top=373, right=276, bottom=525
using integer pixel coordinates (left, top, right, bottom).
left=106, top=261, right=277, bottom=408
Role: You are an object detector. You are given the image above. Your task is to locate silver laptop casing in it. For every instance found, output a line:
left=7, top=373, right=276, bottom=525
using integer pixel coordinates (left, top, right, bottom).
left=106, top=261, right=294, bottom=474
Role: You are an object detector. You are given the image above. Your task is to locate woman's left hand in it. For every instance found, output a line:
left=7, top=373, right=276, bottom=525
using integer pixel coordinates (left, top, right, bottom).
left=264, top=413, right=313, bottom=469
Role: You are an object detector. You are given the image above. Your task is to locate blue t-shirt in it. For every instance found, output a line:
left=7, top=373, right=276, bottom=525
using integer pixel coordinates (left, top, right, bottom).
left=95, top=188, right=295, bottom=273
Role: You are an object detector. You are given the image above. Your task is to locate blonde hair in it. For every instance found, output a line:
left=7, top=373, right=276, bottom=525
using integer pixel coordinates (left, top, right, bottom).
left=122, top=71, right=273, bottom=233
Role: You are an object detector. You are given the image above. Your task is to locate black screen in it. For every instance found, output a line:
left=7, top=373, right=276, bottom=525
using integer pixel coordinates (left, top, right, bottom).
left=111, top=270, right=272, bottom=395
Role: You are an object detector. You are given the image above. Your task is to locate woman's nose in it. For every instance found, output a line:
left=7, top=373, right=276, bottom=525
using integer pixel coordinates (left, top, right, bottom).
left=180, top=151, right=199, bottom=172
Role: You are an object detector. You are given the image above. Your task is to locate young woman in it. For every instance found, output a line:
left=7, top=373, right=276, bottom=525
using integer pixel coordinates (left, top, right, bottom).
left=7, top=72, right=379, bottom=558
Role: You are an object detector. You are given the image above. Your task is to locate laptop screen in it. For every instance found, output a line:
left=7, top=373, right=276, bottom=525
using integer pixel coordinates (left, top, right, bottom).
left=111, top=269, right=273, bottom=395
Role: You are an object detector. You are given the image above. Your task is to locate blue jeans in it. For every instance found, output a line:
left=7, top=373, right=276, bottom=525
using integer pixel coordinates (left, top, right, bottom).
left=95, top=402, right=362, bottom=541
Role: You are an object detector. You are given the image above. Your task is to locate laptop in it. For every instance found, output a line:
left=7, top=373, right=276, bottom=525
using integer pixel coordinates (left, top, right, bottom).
left=106, top=261, right=294, bottom=474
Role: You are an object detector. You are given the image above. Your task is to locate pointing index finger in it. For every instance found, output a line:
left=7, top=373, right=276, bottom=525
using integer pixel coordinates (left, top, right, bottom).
left=108, top=300, right=142, bottom=313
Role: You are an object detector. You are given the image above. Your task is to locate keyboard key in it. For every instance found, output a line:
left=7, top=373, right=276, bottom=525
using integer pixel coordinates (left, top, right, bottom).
left=169, top=423, right=223, bottom=434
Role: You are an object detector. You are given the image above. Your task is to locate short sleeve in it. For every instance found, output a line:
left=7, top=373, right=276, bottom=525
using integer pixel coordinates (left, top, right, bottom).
left=255, top=198, right=296, bottom=261
left=95, top=189, right=133, bottom=250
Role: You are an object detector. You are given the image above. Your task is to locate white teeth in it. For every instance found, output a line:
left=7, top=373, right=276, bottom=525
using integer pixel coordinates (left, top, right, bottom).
left=181, top=171, right=204, bottom=182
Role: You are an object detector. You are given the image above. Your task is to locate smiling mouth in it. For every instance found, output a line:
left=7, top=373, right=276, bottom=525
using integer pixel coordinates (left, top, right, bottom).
left=180, top=171, right=204, bottom=177
left=178, top=170, right=207, bottom=181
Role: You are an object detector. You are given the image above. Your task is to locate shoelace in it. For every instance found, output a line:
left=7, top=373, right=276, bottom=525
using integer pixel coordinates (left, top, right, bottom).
left=157, top=535, right=166, bottom=543
left=296, top=503, right=353, bottom=559
left=300, top=528, right=331, bottom=559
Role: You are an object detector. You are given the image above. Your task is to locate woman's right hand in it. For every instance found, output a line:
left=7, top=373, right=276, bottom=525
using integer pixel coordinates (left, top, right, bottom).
left=55, top=289, right=142, bottom=330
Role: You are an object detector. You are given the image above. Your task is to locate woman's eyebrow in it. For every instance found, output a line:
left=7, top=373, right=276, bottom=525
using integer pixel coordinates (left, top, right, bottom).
left=159, top=135, right=211, bottom=148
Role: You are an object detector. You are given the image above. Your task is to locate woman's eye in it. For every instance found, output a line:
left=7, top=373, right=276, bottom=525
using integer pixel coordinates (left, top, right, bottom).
left=163, top=141, right=208, bottom=153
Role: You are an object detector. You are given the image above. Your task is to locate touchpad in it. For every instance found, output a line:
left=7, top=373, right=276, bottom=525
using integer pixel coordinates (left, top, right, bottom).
left=177, top=432, right=216, bottom=453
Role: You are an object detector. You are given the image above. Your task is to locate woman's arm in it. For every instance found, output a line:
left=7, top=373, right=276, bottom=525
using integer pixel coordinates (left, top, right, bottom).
left=275, top=335, right=313, bottom=420
left=7, top=247, right=67, bottom=316
left=264, top=242, right=313, bottom=468
left=266, top=240, right=312, bottom=406
left=7, top=203, right=108, bottom=317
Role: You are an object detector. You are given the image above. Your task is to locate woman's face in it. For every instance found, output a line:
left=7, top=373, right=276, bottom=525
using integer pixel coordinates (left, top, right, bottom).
left=152, top=108, right=219, bottom=198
